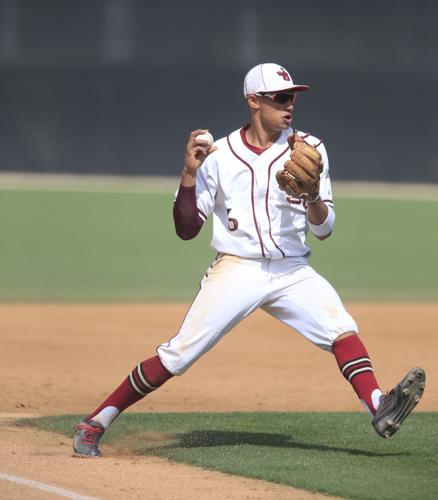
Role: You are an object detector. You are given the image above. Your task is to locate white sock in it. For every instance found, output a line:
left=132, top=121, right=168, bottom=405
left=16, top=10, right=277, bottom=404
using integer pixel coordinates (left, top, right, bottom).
left=91, top=406, right=120, bottom=429
left=371, top=388, right=383, bottom=412
left=360, top=389, right=384, bottom=417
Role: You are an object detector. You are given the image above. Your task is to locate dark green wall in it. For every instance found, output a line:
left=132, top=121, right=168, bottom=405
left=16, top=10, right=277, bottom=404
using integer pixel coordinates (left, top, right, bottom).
left=0, top=0, right=436, bottom=181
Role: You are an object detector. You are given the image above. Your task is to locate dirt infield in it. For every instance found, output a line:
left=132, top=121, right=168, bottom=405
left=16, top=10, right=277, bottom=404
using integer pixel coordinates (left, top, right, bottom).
left=1, top=303, right=437, bottom=499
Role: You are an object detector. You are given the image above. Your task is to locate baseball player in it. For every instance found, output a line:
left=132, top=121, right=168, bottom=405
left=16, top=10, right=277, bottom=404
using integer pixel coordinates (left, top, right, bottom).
left=73, top=63, right=425, bottom=457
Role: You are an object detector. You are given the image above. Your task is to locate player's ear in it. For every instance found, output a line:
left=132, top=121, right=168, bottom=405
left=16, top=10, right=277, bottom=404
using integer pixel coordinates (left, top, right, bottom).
left=246, top=94, right=260, bottom=111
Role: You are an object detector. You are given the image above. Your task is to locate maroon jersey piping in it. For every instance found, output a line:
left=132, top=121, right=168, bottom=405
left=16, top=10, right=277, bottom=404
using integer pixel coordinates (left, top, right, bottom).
left=226, top=135, right=266, bottom=258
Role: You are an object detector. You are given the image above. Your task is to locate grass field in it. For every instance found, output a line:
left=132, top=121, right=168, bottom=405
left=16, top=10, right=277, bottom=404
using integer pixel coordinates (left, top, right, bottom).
left=3, top=181, right=438, bottom=498
left=1, top=188, right=437, bottom=301
left=22, top=412, right=438, bottom=499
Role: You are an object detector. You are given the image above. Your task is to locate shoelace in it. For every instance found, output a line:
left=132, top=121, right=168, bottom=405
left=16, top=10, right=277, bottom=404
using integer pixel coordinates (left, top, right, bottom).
left=76, top=424, right=103, bottom=445
left=378, top=389, right=395, bottom=410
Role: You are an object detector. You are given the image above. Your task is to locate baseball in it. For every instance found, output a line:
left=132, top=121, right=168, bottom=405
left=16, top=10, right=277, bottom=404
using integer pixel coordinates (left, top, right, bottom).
left=196, top=131, right=214, bottom=147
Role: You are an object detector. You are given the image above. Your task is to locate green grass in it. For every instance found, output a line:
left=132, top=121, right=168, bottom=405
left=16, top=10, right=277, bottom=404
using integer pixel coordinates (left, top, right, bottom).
left=0, top=190, right=214, bottom=301
left=1, top=190, right=437, bottom=301
left=308, top=198, right=438, bottom=300
left=21, top=412, right=438, bottom=499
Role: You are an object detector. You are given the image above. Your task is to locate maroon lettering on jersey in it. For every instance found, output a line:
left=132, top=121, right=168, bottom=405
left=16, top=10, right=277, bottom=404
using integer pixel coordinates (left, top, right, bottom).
left=277, top=68, right=290, bottom=81
left=227, top=208, right=239, bottom=231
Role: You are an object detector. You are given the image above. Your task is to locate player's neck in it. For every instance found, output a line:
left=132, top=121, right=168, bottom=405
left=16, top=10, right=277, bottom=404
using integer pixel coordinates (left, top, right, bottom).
left=245, top=123, right=281, bottom=149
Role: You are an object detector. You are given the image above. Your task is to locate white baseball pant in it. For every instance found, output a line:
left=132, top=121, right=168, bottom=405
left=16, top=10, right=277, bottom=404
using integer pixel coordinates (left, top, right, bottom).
left=157, top=253, right=358, bottom=375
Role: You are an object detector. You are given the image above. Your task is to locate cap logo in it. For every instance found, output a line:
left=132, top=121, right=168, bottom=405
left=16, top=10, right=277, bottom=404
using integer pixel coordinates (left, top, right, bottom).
left=277, top=68, right=290, bottom=81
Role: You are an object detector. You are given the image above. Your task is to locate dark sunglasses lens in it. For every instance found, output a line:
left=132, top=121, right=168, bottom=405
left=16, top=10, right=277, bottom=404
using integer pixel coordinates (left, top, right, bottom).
left=274, top=93, right=295, bottom=104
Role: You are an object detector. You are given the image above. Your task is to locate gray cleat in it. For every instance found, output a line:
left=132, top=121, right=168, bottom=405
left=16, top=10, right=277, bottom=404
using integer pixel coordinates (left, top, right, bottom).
left=73, top=420, right=105, bottom=457
left=372, top=367, right=426, bottom=438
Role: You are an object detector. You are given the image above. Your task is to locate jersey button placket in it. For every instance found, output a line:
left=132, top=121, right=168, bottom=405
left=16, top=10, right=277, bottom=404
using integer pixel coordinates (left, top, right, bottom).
left=253, top=174, right=271, bottom=259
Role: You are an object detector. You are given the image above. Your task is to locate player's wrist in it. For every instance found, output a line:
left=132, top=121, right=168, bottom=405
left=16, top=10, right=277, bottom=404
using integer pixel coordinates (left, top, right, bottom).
left=181, top=166, right=197, bottom=187
left=308, top=205, right=335, bottom=237
left=306, top=192, right=321, bottom=204
left=182, top=165, right=198, bottom=178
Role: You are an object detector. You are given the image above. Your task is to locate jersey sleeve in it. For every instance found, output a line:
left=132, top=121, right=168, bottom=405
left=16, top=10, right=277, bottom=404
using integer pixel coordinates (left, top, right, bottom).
left=316, top=142, right=334, bottom=207
left=193, top=154, right=219, bottom=221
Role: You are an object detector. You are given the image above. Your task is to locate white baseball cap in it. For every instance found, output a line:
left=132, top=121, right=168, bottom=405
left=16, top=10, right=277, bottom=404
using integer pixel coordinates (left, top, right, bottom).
left=243, top=63, right=309, bottom=97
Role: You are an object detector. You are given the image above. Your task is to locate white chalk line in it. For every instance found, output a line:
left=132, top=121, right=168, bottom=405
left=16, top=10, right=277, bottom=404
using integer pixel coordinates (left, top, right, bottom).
left=0, top=471, right=99, bottom=500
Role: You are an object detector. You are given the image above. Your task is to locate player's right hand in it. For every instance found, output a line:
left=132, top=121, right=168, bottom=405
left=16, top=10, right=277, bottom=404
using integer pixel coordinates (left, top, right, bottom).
left=183, top=129, right=217, bottom=178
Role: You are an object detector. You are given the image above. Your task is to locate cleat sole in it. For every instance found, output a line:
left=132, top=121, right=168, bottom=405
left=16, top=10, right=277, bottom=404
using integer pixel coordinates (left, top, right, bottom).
left=372, top=368, right=426, bottom=438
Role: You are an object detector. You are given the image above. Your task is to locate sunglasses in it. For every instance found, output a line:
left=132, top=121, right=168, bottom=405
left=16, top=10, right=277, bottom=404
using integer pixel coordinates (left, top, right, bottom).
left=256, top=92, right=297, bottom=104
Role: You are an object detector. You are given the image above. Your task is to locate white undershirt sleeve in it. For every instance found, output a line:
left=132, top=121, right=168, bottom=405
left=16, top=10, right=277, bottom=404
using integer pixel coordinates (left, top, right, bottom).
left=307, top=205, right=335, bottom=237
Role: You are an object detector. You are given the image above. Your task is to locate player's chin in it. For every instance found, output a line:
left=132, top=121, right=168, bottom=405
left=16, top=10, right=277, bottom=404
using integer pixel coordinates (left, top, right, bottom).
left=278, top=120, right=291, bottom=130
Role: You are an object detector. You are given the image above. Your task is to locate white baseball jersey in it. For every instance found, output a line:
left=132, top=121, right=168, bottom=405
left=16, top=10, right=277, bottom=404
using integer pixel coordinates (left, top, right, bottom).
left=194, top=127, right=333, bottom=259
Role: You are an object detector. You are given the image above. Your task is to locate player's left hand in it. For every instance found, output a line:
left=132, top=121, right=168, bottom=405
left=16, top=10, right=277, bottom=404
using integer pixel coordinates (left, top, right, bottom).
left=276, top=133, right=323, bottom=201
